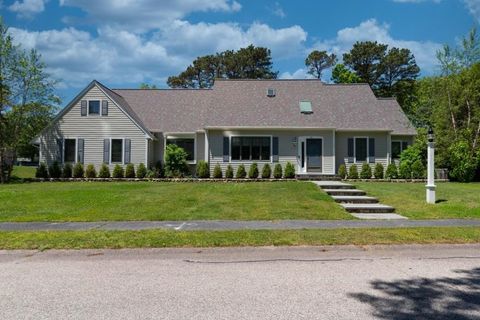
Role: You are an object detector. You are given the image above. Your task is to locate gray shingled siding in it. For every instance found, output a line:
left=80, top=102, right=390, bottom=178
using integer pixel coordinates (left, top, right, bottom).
left=335, top=131, right=390, bottom=174
left=39, top=85, right=148, bottom=171
left=208, top=129, right=335, bottom=176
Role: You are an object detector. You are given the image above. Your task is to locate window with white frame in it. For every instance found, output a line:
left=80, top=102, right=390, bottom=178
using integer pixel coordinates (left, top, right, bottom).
left=391, top=141, right=409, bottom=159
left=111, top=139, right=123, bottom=163
left=64, top=139, right=76, bottom=163
left=88, top=100, right=100, bottom=115
left=166, top=138, right=195, bottom=161
left=231, top=137, right=271, bottom=161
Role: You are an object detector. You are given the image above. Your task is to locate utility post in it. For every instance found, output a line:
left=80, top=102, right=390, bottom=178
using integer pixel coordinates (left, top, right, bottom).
left=426, top=127, right=436, bottom=204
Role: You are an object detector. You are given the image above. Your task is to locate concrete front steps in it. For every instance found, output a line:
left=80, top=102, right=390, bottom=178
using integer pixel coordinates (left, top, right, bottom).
left=312, top=181, right=407, bottom=220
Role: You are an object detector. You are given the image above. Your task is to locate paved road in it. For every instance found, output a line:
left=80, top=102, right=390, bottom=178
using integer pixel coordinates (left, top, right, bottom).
left=1, top=218, right=480, bottom=231
left=1, top=244, right=480, bottom=319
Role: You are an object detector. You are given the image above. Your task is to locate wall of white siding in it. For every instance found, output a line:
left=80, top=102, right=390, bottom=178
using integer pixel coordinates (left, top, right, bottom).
left=39, top=85, right=148, bottom=170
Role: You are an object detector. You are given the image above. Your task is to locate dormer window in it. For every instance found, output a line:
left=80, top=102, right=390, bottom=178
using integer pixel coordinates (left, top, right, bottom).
left=267, top=88, right=276, bottom=97
left=300, top=101, right=313, bottom=114
left=88, top=100, right=100, bottom=115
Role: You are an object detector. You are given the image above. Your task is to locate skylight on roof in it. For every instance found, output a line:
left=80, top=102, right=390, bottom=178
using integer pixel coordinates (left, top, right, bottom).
left=299, top=101, right=312, bottom=114
left=267, top=88, right=276, bottom=97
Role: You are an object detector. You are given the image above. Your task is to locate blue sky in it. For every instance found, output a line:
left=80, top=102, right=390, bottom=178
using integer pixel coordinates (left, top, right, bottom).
left=1, top=0, right=479, bottom=103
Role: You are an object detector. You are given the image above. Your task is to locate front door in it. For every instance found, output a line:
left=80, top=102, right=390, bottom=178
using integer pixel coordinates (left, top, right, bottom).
left=298, top=137, right=323, bottom=173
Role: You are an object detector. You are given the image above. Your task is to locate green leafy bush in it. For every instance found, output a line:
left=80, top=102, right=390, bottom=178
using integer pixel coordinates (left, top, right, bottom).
left=273, top=163, right=283, bottom=179
left=411, top=159, right=426, bottom=179
left=248, top=163, right=259, bottom=179
left=85, top=164, right=97, bottom=178
left=125, top=163, right=135, bottom=178
left=48, top=161, right=62, bottom=178
left=35, top=162, right=48, bottom=178
left=164, top=144, right=189, bottom=177
left=448, top=140, right=477, bottom=182
left=62, top=163, right=72, bottom=178
left=213, top=163, right=223, bottom=178
left=145, top=169, right=156, bottom=179
left=73, top=163, right=84, bottom=178
left=360, top=163, right=372, bottom=179
left=225, top=165, right=234, bottom=179
left=98, top=163, right=110, bottom=178
left=235, top=164, right=246, bottom=179
left=348, top=164, right=358, bottom=179
left=112, top=164, right=124, bottom=178
left=337, top=164, right=347, bottom=179
left=196, top=160, right=210, bottom=178
left=136, top=163, right=147, bottom=178
left=374, top=163, right=384, bottom=179
left=284, top=162, right=295, bottom=179
left=261, top=164, right=271, bottom=179
left=385, top=163, right=398, bottom=179
left=154, top=161, right=164, bottom=178
left=398, top=162, right=412, bottom=179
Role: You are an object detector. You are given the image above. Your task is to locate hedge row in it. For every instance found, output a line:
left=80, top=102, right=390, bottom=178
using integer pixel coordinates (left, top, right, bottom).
left=337, top=161, right=427, bottom=180
left=198, top=161, right=296, bottom=179
left=36, top=162, right=149, bottom=179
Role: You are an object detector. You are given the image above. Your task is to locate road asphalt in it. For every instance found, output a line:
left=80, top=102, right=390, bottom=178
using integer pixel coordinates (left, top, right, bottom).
left=1, top=244, right=480, bottom=319
left=1, top=218, right=480, bottom=231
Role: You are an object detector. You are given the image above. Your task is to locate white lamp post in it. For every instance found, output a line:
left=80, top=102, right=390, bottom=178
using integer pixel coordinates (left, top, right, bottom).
left=426, top=127, right=436, bottom=204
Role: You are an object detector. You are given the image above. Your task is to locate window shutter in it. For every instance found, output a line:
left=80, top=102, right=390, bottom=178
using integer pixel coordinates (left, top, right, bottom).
left=81, top=100, right=87, bottom=116
left=223, top=137, right=229, bottom=162
left=103, top=139, right=110, bottom=164
left=347, top=138, right=354, bottom=163
left=101, top=100, right=108, bottom=116
left=369, top=138, right=375, bottom=163
left=77, top=139, right=84, bottom=164
left=124, top=139, right=131, bottom=164
left=56, top=139, right=63, bottom=163
left=272, top=137, right=279, bottom=162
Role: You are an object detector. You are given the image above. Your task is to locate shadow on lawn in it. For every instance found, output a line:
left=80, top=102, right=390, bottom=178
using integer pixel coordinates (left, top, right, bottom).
left=436, top=199, right=448, bottom=204
left=349, top=267, right=480, bottom=320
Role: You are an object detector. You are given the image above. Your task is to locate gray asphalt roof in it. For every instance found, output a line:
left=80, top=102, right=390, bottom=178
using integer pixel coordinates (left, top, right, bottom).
left=112, top=79, right=416, bottom=135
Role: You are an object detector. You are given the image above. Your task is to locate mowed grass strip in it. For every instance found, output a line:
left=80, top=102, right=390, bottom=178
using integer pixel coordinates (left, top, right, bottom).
left=1, top=227, right=480, bottom=250
left=354, top=182, right=480, bottom=219
left=0, top=181, right=350, bottom=222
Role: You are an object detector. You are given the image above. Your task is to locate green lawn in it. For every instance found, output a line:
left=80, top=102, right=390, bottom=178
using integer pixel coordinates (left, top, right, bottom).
left=11, top=166, right=36, bottom=179
left=354, top=182, right=480, bottom=219
left=0, top=181, right=350, bottom=222
left=1, top=227, right=479, bottom=249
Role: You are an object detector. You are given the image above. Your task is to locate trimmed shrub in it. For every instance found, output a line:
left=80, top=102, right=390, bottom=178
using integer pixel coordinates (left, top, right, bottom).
left=85, top=164, right=97, bottom=178
left=112, top=164, right=124, bottom=178
left=235, top=164, right=246, bottom=179
left=196, top=160, right=210, bottom=178
left=164, top=144, right=189, bottom=177
left=145, top=169, right=156, bottom=179
left=248, top=163, right=259, bottom=179
left=48, top=161, right=62, bottom=178
left=337, top=164, right=347, bottom=179
left=411, top=159, right=426, bottom=179
left=273, top=163, right=283, bottom=179
left=154, top=161, right=164, bottom=178
left=385, top=163, right=398, bottom=179
left=62, top=163, right=72, bottom=178
left=125, top=163, right=135, bottom=178
left=261, top=164, right=271, bottom=179
left=398, top=162, right=412, bottom=179
left=213, top=163, right=223, bottom=178
left=348, top=164, right=359, bottom=179
left=284, top=162, right=295, bottom=179
left=98, top=163, right=111, bottom=178
left=360, top=163, right=372, bottom=179
left=136, top=163, right=147, bottom=178
left=225, top=165, right=234, bottom=179
left=36, top=162, right=49, bottom=178
left=73, top=163, right=84, bottom=178
left=374, top=163, right=384, bottom=179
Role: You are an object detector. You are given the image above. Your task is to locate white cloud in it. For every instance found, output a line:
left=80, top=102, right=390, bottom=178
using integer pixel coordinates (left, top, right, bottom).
left=269, top=2, right=286, bottom=18
left=311, top=19, right=442, bottom=74
left=8, top=0, right=46, bottom=18
left=60, top=0, right=242, bottom=32
left=279, top=68, right=313, bottom=79
left=464, top=0, right=480, bottom=22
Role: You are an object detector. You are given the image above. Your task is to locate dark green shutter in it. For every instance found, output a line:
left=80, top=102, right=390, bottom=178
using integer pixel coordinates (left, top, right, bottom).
left=124, top=139, right=131, bottom=164
left=101, top=100, right=108, bottom=116
left=368, top=138, right=375, bottom=163
left=81, top=100, right=87, bottom=116
left=347, top=138, right=354, bottom=163
left=56, top=139, right=63, bottom=163
left=223, top=137, right=229, bottom=162
left=272, top=137, right=279, bottom=162
left=77, top=139, right=84, bottom=164
left=103, top=139, right=110, bottom=164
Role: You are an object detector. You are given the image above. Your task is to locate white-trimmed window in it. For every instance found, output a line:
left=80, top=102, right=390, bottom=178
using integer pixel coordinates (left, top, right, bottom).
left=166, top=138, right=195, bottom=161
left=231, top=136, right=271, bottom=161
left=64, top=139, right=76, bottom=163
left=392, top=141, right=409, bottom=159
left=88, top=100, right=100, bottom=115
left=111, top=139, right=123, bottom=163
